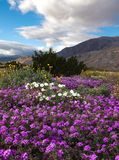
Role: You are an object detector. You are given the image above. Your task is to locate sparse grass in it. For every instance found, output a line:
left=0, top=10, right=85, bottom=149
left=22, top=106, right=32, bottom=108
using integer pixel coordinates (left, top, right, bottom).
left=0, top=68, right=7, bottom=78
left=81, top=70, right=119, bottom=83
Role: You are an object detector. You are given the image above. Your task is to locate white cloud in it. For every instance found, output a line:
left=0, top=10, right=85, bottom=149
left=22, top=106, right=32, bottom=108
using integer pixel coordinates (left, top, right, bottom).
left=0, top=49, right=16, bottom=56
left=8, top=0, right=119, bottom=49
left=8, top=0, right=17, bottom=8
left=0, top=40, right=36, bottom=56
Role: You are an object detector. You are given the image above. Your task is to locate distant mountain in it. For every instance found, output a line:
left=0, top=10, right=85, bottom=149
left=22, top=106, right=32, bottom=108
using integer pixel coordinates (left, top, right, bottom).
left=0, top=50, right=34, bottom=62
left=58, top=36, right=119, bottom=71
left=0, top=55, right=20, bottom=62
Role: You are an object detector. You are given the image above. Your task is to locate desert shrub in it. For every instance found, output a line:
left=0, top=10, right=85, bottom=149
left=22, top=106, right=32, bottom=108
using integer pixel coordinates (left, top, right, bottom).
left=0, top=66, right=52, bottom=88
left=5, top=61, right=23, bottom=69
left=32, top=48, right=87, bottom=76
left=98, top=85, right=111, bottom=96
left=64, top=57, right=87, bottom=76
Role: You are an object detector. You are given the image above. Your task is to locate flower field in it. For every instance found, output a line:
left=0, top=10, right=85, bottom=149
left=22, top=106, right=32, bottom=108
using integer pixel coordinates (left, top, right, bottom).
left=0, top=72, right=119, bottom=160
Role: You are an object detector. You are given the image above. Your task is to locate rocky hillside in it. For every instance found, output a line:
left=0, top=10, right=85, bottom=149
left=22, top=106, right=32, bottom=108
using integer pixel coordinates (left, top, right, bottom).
left=58, top=36, right=119, bottom=71
left=76, top=47, right=119, bottom=71
left=16, top=56, right=32, bottom=65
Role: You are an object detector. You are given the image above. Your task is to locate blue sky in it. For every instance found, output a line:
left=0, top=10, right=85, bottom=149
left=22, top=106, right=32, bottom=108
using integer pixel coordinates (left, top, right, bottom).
left=91, top=26, right=119, bottom=37
left=0, top=0, right=119, bottom=56
left=0, top=0, right=44, bottom=47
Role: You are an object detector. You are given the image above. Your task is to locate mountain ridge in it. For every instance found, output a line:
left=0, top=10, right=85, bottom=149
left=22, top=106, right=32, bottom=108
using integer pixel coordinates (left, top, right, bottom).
left=58, top=36, right=119, bottom=57
left=58, top=36, right=119, bottom=71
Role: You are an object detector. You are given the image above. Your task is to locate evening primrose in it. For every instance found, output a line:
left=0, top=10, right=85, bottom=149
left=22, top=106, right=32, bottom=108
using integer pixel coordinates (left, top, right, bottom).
left=44, top=83, right=48, bottom=86
left=51, top=95, right=56, bottom=98
left=40, top=83, right=44, bottom=87
left=58, top=84, right=65, bottom=88
left=63, top=92, right=68, bottom=96
left=58, top=93, right=62, bottom=96
left=32, top=82, right=39, bottom=88
left=41, top=88, right=46, bottom=92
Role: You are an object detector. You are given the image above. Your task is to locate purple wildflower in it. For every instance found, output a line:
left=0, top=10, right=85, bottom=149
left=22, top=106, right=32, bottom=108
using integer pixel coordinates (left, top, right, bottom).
left=45, top=142, right=56, bottom=153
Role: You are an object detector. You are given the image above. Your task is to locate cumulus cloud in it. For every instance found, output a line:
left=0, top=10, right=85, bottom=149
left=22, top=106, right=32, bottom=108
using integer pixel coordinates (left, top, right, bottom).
left=8, top=0, right=119, bottom=49
left=0, top=40, right=36, bottom=56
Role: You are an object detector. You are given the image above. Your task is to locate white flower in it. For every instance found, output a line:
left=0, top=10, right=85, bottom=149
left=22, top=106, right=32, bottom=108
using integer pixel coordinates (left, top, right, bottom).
left=77, top=93, right=80, bottom=97
left=30, top=82, right=39, bottom=88
left=63, top=92, right=68, bottom=96
left=44, top=83, right=49, bottom=86
left=38, top=92, right=42, bottom=96
left=30, top=86, right=33, bottom=89
left=51, top=95, right=56, bottom=98
left=40, top=83, right=44, bottom=87
left=25, top=83, right=30, bottom=89
left=58, top=93, right=62, bottom=96
left=50, top=82, right=54, bottom=86
left=49, top=86, right=53, bottom=90
left=70, top=90, right=74, bottom=94
left=41, top=88, right=45, bottom=92
left=58, top=84, right=65, bottom=88
left=45, top=97, right=50, bottom=101
left=39, top=97, right=43, bottom=101
left=32, top=82, right=37, bottom=85
left=43, top=95, right=46, bottom=98
left=34, top=83, right=39, bottom=88
left=72, top=93, right=77, bottom=97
